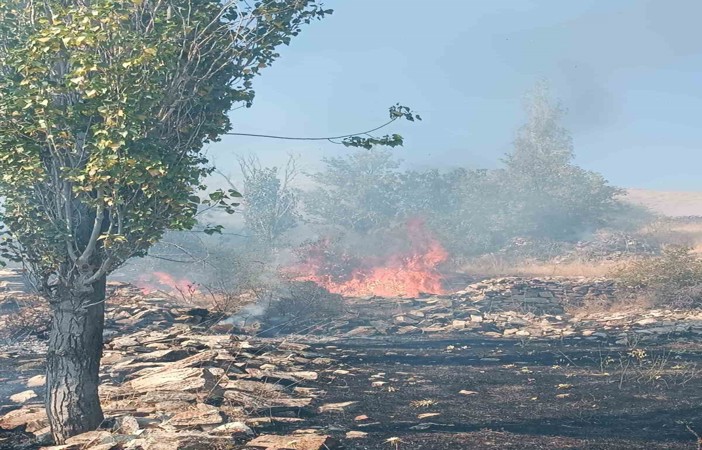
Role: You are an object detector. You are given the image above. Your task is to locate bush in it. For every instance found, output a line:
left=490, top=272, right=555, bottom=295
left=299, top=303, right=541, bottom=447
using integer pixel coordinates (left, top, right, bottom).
left=262, top=280, right=343, bottom=335
left=613, top=246, right=702, bottom=308
left=203, top=239, right=278, bottom=309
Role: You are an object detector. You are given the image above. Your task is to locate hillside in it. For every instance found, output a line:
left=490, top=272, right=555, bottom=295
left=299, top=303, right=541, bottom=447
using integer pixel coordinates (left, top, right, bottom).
left=624, top=189, right=702, bottom=217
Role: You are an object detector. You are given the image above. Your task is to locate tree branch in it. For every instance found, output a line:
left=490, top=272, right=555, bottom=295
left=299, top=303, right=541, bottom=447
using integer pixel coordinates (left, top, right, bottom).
left=77, top=189, right=105, bottom=265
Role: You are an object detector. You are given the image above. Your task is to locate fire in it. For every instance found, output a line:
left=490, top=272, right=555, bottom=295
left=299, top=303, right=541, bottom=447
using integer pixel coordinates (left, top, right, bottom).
left=136, top=271, right=197, bottom=295
left=291, top=219, right=448, bottom=297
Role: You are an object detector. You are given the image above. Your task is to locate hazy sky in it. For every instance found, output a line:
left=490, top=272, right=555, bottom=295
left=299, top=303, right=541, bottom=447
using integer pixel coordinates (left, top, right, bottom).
left=208, top=0, right=702, bottom=191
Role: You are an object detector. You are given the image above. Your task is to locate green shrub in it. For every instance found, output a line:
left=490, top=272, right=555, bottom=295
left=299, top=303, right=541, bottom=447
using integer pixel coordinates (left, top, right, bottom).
left=613, top=246, right=702, bottom=308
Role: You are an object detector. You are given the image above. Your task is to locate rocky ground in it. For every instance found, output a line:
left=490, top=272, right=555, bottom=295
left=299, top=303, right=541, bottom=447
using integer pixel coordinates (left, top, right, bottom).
left=1, top=270, right=702, bottom=449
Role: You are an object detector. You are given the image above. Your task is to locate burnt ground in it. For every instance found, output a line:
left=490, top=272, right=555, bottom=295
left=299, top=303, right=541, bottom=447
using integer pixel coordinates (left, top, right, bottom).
left=297, top=335, right=702, bottom=450
left=2, top=334, right=702, bottom=449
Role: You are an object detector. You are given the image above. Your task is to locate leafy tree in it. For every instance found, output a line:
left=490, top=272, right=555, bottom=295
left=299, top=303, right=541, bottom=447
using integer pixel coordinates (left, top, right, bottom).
left=303, top=148, right=404, bottom=233
left=502, top=81, right=621, bottom=240
left=239, top=155, right=300, bottom=247
left=399, top=168, right=511, bottom=257
left=0, top=0, right=330, bottom=442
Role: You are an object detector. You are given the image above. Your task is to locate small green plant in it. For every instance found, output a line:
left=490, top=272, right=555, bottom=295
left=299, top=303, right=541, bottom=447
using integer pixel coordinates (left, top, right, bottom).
left=410, top=398, right=438, bottom=408
left=385, top=437, right=404, bottom=450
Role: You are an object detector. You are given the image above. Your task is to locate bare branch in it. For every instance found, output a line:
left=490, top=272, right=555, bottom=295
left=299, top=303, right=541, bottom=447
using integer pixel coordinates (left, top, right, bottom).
left=223, top=118, right=398, bottom=142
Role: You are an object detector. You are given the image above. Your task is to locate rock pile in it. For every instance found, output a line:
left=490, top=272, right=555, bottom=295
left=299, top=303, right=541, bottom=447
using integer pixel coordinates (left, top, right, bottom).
left=317, top=277, right=702, bottom=342
left=2, top=326, right=343, bottom=449
left=569, top=230, right=658, bottom=261
left=456, top=276, right=618, bottom=313
left=493, top=230, right=658, bottom=264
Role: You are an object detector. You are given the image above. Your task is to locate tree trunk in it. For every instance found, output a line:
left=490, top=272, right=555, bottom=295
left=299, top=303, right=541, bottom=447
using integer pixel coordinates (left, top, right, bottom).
left=46, top=275, right=106, bottom=444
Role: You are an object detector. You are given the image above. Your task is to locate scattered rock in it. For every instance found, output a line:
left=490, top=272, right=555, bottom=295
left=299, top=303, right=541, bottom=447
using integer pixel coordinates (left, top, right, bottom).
left=396, top=326, right=421, bottom=335
left=211, top=421, right=254, bottom=437
left=0, top=406, right=47, bottom=432
left=10, top=390, right=37, bottom=404
left=318, top=401, right=357, bottom=413
left=126, top=431, right=232, bottom=450
left=26, top=375, right=46, bottom=388
left=127, top=367, right=218, bottom=393
left=114, top=415, right=140, bottom=435
left=246, top=434, right=340, bottom=450
left=345, top=326, right=376, bottom=337
left=346, top=430, right=368, bottom=439
left=637, top=318, right=658, bottom=326
left=167, top=403, right=222, bottom=428
left=64, top=430, right=114, bottom=446
left=451, top=320, right=467, bottom=329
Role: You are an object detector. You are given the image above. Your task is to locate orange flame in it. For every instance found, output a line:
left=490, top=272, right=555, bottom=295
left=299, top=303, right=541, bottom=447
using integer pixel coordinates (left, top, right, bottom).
left=136, top=271, right=197, bottom=295
left=291, top=219, right=448, bottom=297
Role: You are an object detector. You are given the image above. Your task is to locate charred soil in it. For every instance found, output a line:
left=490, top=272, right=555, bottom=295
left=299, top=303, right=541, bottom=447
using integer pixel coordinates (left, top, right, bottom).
left=300, top=336, right=702, bottom=449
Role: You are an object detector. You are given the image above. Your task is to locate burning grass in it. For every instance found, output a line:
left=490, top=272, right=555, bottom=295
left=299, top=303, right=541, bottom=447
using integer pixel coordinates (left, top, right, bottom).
left=289, top=219, right=449, bottom=298
left=136, top=271, right=198, bottom=296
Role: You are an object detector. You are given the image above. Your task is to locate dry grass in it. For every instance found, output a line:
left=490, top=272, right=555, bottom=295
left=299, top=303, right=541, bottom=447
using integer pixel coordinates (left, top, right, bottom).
left=0, top=293, right=49, bottom=341
left=666, top=223, right=702, bottom=254
left=565, top=291, right=655, bottom=317
left=638, top=220, right=702, bottom=255
left=460, top=256, right=620, bottom=279
left=458, top=216, right=702, bottom=281
left=155, top=284, right=260, bottom=316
